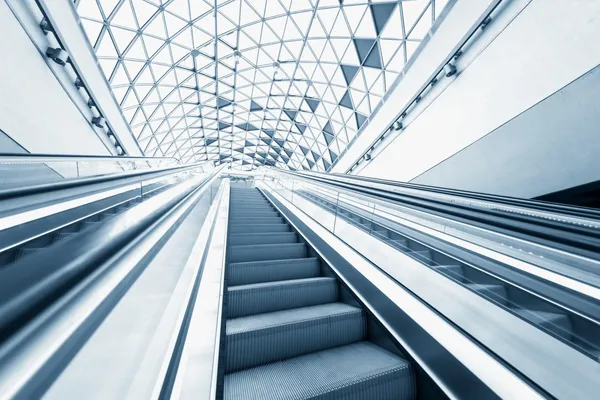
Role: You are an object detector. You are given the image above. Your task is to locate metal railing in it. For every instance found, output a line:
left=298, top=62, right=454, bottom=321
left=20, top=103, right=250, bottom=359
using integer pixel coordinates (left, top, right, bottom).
left=257, top=168, right=600, bottom=399
left=0, top=153, right=183, bottom=190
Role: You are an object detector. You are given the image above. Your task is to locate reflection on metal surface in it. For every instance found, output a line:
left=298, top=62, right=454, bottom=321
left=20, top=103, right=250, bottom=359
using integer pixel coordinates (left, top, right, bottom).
left=257, top=169, right=600, bottom=398
left=262, top=184, right=546, bottom=400
left=0, top=169, right=222, bottom=399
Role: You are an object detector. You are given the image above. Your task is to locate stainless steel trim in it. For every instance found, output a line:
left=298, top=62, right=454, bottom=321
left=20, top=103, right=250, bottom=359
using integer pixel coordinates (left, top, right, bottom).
left=170, top=179, right=230, bottom=400
left=0, top=183, right=140, bottom=231
left=297, top=169, right=600, bottom=229
left=124, top=179, right=225, bottom=399
left=0, top=171, right=222, bottom=399
left=269, top=169, right=600, bottom=297
left=314, top=185, right=600, bottom=302
left=0, top=153, right=178, bottom=163
left=260, top=183, right=549, bottom=399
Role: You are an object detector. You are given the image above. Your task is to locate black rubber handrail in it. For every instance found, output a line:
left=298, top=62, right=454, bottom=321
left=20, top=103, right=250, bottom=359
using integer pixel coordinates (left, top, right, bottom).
left=0, top=169, right=217, bottom=341
left=311, top=170, right=600, bottom=220
left=0, top=152, right=177, bottom=162
left=277, top=170, right=600, bottom=262
left=0, top=162, right=206, bottom=200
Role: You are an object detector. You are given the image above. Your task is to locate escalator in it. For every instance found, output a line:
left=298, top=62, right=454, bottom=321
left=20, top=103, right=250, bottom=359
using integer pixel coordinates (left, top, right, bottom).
left=300, top=190, right=600, bottom=362
left=0, top=167, right=214, bottom=344
left=223, top=187, right=415, bottom=399
left=0, top=197, right=139, bottom=268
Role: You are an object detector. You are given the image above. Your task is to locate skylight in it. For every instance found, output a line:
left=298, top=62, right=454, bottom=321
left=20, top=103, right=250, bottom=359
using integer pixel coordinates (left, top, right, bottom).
left=77, top=0, right=449, bottom=170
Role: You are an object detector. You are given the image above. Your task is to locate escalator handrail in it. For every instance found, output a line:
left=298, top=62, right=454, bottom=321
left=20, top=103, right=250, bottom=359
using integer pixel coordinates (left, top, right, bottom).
left=0, top=167, right=224, bottom=398
left=294, top=169, right=600, bottom=220
left=0, top=162, right=208, bottom=200
left=271, top=169, right=600, bottom=260
left=260, top=183, right=600, bottom=400
left=0, top=165, right=222, bottom=342
left=301, top=188, right=600, bottom=325
left=0, top=153, right=178, bottom=163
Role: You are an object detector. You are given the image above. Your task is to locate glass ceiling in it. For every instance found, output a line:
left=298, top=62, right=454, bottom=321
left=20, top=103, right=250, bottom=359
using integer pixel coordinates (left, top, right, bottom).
left=77, top=0, right=449, bottom=170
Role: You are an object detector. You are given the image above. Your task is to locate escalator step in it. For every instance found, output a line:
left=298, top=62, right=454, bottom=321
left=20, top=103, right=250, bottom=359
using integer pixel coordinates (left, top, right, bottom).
left=226, top=303, right=365, bottom=372
left=229, top=224, right=290, bottom=234
left=230, top=200, right=270, bottom=205
left=229, top=243, right=307, bottom=263
left=229, top=210, right=278, bottom=216
left=229, top=213, right=280, bottom=221
left=466, top=284, right=509, bottom=306
left=227, top=257, right=320, bottom=286
left=229, top=207, right=275, bottom=213
left=229, top=216, right=284, bottom=225
left=228, top=277, right=338, bottom=318
left=230, top=204, right=271, bottom=208
left=228, top=232, right=297, bottom=246
left=512, top=309, right=573, bottom=341
left=224, top=341, right=414, bottom=400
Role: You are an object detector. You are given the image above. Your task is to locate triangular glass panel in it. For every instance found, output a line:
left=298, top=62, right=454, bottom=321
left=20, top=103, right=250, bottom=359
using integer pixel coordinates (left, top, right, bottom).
left=364, top=42, right=383, bottom=69
left=284, top=109, right=298, bottom=121
left=339, top=90, right=353, bottom=109
left=353, top=38, right=376, bottom=65
left=305, top=98, right=320, bottom=112
left=341, top=64, right=359, bottom=84
left=217, top=97, right=232, bottom=108
left=355, top=112, right=367, bottom=129
left=370, top=3, right=398, bottom=35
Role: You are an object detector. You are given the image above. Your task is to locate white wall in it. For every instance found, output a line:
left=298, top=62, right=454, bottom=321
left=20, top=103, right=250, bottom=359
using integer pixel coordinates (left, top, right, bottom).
left=357, top=0, right=600, bottom=197
left=413, top=66, right=600, bottom=197
left=0, top=0, right=111, bottom=155
left=332, top=0, right=499, bottom=173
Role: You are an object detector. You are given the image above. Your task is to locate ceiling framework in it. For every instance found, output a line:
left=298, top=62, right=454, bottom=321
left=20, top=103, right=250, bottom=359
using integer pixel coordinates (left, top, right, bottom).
left=77, top=0, right=449, bottom=170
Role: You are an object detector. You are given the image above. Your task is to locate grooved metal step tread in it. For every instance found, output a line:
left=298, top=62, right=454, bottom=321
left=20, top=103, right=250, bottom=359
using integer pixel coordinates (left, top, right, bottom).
left=227, top=257, right=320, bottom=285
left=230, top=203, right=271, bottom=207
left=230, top=203, right=273, bottom=206
left=229, top=217, right=284, bottom=225
left=229, top=276, right=335, bottom=292
left=229, top=243, right=307, bottom=263
left=229, top=214, right=280, bottom=220
left=228, top=224, right=290, bottom=234
left=228, top=232, right=297, bottom=246
left=228, top=277, right=338, bottom=318
left=512, top=309, right=573, bottom=340
left=227, top=302, right=363, bottom=334
left=229, top=210, right=278, bottom=215
left=224, top=341, right=414, bottom=400
left=229, top=208, right=275, bottom=212
left=225, top=303, right=365, bottom=373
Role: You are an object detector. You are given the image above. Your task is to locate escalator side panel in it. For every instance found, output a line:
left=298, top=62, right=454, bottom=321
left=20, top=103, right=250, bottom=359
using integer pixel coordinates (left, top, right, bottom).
left=259, top=188, right=504, bottom=400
